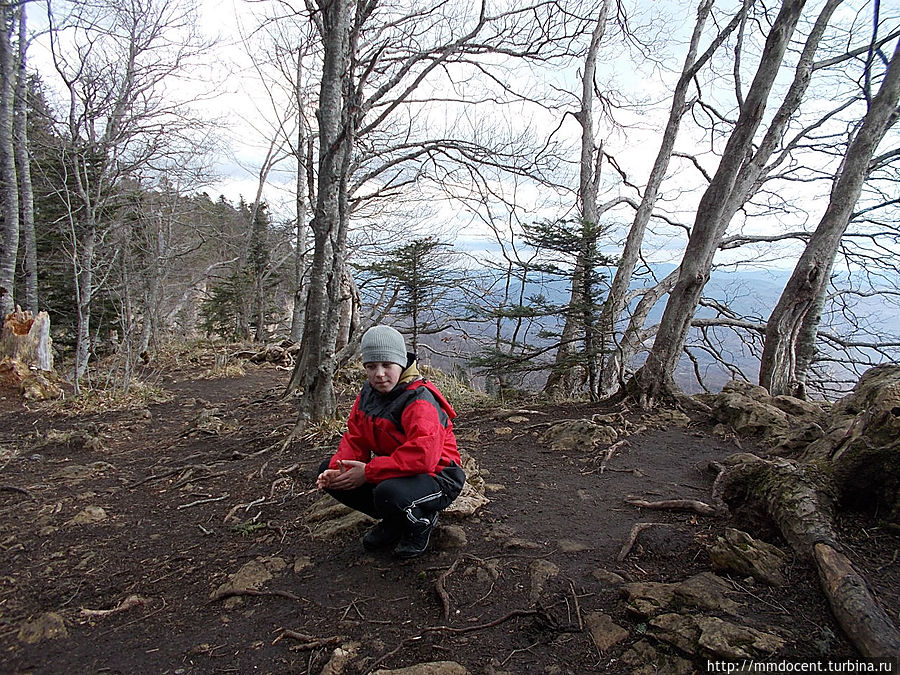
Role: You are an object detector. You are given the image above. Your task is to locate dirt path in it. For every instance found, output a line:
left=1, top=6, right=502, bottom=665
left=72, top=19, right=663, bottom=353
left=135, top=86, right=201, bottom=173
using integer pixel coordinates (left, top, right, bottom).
left=0, top=363, right=874, bottom=673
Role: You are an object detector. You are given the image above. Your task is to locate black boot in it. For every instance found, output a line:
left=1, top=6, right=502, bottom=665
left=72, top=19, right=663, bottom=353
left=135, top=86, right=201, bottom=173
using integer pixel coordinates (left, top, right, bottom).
left=394, top=512, right=438, bottom=559
left=362, top=520, right=403, bottom=551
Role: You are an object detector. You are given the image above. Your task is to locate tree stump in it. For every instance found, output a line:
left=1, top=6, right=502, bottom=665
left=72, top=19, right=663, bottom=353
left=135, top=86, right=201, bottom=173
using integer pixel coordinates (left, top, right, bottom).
left=1, top=308, right=53, bottom=370
left=0, top=308, right=60, bottom=400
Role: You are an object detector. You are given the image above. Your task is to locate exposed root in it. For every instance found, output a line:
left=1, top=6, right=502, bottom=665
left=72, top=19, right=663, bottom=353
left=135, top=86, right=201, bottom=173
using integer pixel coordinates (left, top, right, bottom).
left=624, top=497, right=717, bottom=515
left=207, top=588, right=303, bottom=604
left=616, top=522, right=669, bottom=562
left=81, top=594, right=149, bottom=618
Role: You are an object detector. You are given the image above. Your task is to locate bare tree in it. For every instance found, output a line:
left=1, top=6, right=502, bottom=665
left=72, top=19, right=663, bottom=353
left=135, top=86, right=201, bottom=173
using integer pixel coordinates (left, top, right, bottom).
left=45, top=0, right=212, bottom=387
left=760, top=36, right=900, bottom=397
left=0, top=1, right=19, bottom=316
left=286, top=0, right=603, bottom=426
left=596, top=0, right=752, bottom=397
left=631, top=0, right=810, bottom=406
left=14, top=2, right=36, bottom=313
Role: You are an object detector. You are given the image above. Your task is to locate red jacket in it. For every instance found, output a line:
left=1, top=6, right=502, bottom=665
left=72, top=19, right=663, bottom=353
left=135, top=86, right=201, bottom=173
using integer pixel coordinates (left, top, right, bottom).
left=328, top=378, right=461, bottom=484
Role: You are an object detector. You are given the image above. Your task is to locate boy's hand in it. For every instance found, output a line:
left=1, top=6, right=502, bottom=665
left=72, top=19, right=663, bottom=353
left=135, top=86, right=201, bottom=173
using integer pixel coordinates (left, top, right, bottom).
left=326, top=460, right=367, bottom=490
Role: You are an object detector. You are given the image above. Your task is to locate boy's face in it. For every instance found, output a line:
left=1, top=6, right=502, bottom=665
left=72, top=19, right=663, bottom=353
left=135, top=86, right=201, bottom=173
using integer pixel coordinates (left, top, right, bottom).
left=364, top=362, right=403, bottom=393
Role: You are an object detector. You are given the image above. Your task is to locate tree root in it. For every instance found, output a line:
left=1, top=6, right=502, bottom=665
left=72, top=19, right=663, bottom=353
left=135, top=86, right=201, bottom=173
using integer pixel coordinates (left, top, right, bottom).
left=721, top=454, right=900, bottom=658
left=272, top=630, right=343, bottom=651
left=617, top=522, right=670, bottom=562
left=814, top=542, right=900, bottom=657
left=624, top=497, right=718, bottom=515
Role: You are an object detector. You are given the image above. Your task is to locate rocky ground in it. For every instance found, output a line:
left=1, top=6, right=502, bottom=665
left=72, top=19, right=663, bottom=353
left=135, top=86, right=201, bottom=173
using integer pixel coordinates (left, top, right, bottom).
left=0, top=355, right=895, bottom=674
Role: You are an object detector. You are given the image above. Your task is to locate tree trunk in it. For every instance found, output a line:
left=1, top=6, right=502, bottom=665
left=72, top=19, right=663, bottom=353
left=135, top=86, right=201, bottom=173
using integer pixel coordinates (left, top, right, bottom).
left=635, top=0, right=807, bottom=404
left=760, top=39, right=900, bottom=396
left=597, top=0, right=722, bottom=398
left=0, top=4, right=19, bottom=317
left=73, top=224, right=95, bottom=388
left=287, top=0, right=356, bottom=425
left=545, top=4, right=607, bottom=398
left=289, top=125, right=312, bottom=344
left=14, top=4, right=35, bottom=313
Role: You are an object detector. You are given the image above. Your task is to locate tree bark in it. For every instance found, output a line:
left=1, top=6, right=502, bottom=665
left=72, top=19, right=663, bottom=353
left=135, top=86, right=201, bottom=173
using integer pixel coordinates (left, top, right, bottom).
left=545, top=3, right=607, bottom=399
left=14, top=4, right=36, bottom=313
left=635, top=0, right=807, bottom=404
left=760, top=39, right=900, bottom=396
left=598, top=0, right=723, bottom=397
left=0, top=4, right=19, bottom=316
left=288, top=0, right=357, bottom=424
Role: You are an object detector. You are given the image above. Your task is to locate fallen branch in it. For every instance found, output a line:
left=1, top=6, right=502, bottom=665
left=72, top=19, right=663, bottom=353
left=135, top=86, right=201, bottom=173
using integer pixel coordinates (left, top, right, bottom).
left=207, top=588, right=303, bottom=604
left=81, top=594, right=148, bottom=618
left=177, top=494, right=228, bottom=510
left=617, top=522, right=669, bottom=562
left=272, top=630, right=344, bottom=651
left=624, top=497, right=717, bottom=515
left=814, top=542, right=900, bottom=657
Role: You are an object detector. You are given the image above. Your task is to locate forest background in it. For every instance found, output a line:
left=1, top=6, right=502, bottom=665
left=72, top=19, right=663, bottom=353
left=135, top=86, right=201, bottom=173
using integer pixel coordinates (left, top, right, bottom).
left=0, top=0, right=898, bottom=417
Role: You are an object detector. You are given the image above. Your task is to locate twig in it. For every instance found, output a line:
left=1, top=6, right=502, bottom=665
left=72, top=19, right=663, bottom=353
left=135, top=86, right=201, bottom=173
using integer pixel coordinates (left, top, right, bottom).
left=499, top=641, right=540, bottom=667
left=370, top=608, right=546, bottom=671
left=624, top=497, right=717, bottom=515
left=568, top=581, right=583, bottom=631
left=435, top=556, right=465, bottom=619
left=617, top=522, right=669, bottom=562
left=207, top=588, right=303, bottom=604
left=272, top=630, right=343, bottom=651
left=177, top=494, right=228, bottom=510
left=0, top=485, right=35, bottom=500
left=599, top=440, right=629, bottom=474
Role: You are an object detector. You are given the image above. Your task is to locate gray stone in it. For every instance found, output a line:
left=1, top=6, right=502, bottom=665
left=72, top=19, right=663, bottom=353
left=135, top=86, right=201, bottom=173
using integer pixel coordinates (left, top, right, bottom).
left=529, top=559, right=559, bottom=601
left=584, top=612, right=629, bottom=651
left=621, top=581, right=676, bottom=618
left=18, top=612, right=68, bottom=644
left=674, top=572, right=741, bottom=615
left=709, top=528, right=787, bottom=586
left=591, top=568, right=626, bottom=586
left=621, top=639, right=695, bottom=675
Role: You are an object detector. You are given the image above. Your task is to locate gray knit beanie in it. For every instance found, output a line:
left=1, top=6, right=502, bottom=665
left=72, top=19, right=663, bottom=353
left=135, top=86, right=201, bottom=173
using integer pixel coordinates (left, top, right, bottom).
left=360, top=325, right=408, bottom=367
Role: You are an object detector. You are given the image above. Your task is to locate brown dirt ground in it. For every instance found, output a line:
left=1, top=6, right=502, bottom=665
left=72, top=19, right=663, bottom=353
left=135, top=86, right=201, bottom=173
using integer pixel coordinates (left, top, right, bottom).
left=0, top=358, right=896, bottom=674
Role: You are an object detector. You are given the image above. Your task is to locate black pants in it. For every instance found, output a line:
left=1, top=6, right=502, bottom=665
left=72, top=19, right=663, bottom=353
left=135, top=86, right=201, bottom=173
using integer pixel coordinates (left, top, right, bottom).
left=317, top=459, right=466, bottom=531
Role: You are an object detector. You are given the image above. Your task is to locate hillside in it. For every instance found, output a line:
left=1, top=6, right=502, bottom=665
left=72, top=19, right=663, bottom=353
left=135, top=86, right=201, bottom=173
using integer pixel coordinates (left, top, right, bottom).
left=0, top=358, right=894, bottom=674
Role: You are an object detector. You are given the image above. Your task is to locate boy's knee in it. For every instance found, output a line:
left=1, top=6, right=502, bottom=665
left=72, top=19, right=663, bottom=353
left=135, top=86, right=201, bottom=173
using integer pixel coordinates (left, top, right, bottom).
left=317, top=458, right=331, bottom=474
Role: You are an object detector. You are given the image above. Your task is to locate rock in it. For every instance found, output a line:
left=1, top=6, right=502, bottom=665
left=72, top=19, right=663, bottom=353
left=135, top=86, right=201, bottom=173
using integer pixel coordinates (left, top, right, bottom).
left=558, top=539, right=590, bottom=553
left=621, top=639, right=695, bottom=675
left=772, top=395, right=825, bottom=418
left=591, top=569, right=626, bottom=586
left=293, top=556, right=313, bottom=574
left=584, top=612, right=629, bottom=651
left=528, top=559, right=559, bottom=601
left=621, top=581, right=676, bottom=618
left=67, top=505, right=108, bottom=525
left=444, top=450, right=489, bottom=518
left=695, top=616, right=785, bottom=659
left=708, top=528, right=787, bottom=586
left=210, top=556, right=286, bottom=600
left=649, top=613, right=785, bottom=659
left=372, top=662, right=470, bottom=675
left=649, top=409, right=692, bottom=428
left=673, top=572, right=741, bottom=615
left=648, top=613, right=700, bottom=654
left=321, top=643, right=359, bottom=675
left=18, top=612, right=68, bottom=644
left=539, top=419, right=618, bottom=452
left=304, top=498, right=373, bottom=539
left=436, top=524, right=467, bottom=550
left=622, top=573, right=740, bottom=617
